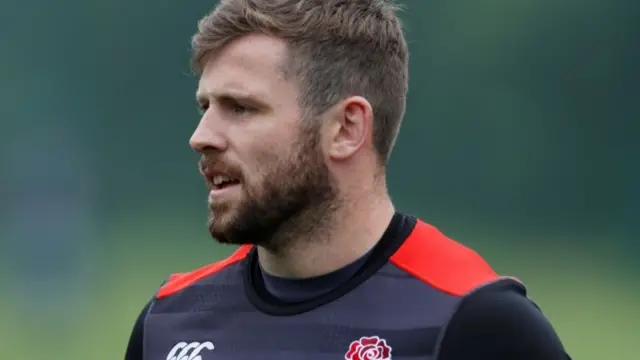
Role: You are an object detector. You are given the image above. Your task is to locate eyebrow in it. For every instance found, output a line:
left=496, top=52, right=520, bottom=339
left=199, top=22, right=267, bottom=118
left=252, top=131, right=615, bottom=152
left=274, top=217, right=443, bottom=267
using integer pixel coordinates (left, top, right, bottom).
left=196, top=89, right=264, bottom=104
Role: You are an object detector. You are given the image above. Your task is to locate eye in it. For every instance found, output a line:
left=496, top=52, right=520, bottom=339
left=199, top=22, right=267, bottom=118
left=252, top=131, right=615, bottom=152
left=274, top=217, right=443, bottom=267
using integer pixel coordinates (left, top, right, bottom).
left=221, top=98, right=254, bottom=117
left=229, top=103, right=250, bottom=116
left=198, top=101, right=209, bottom=114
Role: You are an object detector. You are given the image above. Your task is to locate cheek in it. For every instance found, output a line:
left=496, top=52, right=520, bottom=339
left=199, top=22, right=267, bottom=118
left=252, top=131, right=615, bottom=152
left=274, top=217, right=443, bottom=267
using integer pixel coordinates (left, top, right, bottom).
left=239, top=150, right=277, bottom=188
left=246, top=141, right=291, bottom=170
left=232, top=126, right=301, bottom=180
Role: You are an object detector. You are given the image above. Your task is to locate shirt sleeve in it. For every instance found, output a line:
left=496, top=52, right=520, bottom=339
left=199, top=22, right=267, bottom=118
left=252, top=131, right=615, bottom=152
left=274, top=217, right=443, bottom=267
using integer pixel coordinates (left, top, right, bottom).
left=124, top=300, right=152, bottom=360
left=437, top=282, right=571, bottom=360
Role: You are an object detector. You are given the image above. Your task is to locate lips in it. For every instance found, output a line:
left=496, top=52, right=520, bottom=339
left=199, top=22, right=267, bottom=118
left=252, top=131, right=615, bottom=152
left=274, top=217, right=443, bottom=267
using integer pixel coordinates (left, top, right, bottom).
left=211, top=174, right=240, bottom=190
left=199, top=160, right=242, bottom=191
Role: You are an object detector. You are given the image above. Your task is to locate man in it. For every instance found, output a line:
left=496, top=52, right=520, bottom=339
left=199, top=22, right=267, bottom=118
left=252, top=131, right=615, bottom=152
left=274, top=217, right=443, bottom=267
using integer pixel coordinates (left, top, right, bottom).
left=125, top=0, right=571, bottom=359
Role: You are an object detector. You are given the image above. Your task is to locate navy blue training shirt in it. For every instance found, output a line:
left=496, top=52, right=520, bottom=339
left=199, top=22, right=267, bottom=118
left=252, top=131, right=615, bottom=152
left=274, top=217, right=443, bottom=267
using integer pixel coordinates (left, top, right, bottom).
left=125, top=213, right=571, bottom=360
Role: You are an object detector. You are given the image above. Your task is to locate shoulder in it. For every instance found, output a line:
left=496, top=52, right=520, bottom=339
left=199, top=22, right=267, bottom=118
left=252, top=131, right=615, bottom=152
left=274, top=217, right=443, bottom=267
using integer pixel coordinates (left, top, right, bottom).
left=156, top=245, right=252, bottom=299
left=124, top=299, right=152, bottom=360
left=390, top=219, right=500, bottom=296
left=437, top=281, right=571, bottom=360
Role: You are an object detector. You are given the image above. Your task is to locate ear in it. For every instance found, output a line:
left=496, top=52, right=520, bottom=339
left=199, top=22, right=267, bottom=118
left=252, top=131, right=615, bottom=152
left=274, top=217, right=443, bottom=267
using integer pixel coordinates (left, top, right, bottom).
left=326, top=96, right=373, bottom=161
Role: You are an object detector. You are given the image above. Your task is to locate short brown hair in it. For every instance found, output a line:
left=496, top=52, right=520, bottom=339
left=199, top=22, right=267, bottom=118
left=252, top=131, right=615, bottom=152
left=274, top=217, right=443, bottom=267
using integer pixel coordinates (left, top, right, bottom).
left=192, top=0, right=409, bottom=164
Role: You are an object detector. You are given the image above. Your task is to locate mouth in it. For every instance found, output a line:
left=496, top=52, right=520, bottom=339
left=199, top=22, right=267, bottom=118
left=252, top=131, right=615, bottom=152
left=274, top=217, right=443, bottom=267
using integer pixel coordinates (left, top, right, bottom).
left=210, top=174, right=241, bottom=191
left=199, top=160, right=243, bottom=200
left=207, top=173, right=242, bottom=203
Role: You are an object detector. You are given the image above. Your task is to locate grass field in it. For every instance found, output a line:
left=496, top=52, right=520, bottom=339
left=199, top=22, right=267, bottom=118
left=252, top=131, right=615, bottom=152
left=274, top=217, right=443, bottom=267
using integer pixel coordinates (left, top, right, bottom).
left=0, top=215, right=636, bottom=359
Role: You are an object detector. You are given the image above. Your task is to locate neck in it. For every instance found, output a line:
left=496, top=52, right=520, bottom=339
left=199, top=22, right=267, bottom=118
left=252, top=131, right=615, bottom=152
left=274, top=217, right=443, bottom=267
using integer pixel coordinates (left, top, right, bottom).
left=257, top=188, right=395, bottom=279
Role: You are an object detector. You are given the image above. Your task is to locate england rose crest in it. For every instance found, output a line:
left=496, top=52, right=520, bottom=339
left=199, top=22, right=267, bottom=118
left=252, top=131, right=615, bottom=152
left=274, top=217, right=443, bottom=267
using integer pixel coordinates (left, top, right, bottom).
left=345, top=336, right=392, bottom=360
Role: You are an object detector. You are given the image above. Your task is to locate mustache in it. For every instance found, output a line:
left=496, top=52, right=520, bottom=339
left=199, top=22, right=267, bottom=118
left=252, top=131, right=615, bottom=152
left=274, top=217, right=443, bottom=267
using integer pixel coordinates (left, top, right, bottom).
left=198, top=157, right=243, bottom=179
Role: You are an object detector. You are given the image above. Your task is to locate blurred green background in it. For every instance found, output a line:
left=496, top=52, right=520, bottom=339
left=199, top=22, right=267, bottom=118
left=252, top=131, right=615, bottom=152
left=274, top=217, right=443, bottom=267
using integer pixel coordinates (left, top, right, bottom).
left=0, top=0, right=637, bottom=359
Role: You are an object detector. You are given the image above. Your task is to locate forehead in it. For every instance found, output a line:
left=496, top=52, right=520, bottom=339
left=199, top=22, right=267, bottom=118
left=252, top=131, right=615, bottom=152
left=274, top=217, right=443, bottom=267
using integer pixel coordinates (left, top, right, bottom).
left=197, top=34, right=293, bottom=101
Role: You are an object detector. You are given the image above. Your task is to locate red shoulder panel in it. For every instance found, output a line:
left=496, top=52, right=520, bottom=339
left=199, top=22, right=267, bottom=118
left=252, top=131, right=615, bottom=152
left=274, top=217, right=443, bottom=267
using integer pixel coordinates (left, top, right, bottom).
left=167, top=273, right=185, bottom=281
left=390, top=220, right=498, bottom=297
left=156, top=245, right=252, bottom=299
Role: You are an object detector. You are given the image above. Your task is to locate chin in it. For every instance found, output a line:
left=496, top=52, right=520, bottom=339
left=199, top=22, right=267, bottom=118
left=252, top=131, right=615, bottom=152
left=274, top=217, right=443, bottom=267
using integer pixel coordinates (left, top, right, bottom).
left=208, top=210, right=239, bottom=244
left=208, top=225, right=236, bottom=245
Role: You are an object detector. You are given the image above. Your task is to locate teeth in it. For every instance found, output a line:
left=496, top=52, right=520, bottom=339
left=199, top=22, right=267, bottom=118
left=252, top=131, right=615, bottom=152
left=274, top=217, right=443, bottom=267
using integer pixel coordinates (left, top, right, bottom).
left=212, top=175, right=230, bottom=186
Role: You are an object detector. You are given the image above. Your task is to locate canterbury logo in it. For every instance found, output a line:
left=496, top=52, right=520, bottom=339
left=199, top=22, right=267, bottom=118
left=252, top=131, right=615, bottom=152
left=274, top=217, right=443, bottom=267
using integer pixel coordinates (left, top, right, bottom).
left=166, top=341, right=214, bottom=360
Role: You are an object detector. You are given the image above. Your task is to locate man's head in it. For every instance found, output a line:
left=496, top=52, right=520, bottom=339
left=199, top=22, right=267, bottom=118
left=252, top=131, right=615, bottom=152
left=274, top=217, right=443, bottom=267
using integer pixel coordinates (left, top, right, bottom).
left=189, top=0, right=409, bottom=248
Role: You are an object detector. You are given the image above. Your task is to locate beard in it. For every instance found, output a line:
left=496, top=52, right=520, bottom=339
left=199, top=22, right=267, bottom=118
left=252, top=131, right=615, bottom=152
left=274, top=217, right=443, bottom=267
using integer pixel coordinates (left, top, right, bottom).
left=207, top=125, right=338, bottom=251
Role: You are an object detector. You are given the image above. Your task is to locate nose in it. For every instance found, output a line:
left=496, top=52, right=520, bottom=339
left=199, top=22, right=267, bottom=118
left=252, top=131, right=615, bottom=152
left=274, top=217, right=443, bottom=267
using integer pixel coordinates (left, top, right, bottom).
left=189, top=116, right=228, bottom=153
